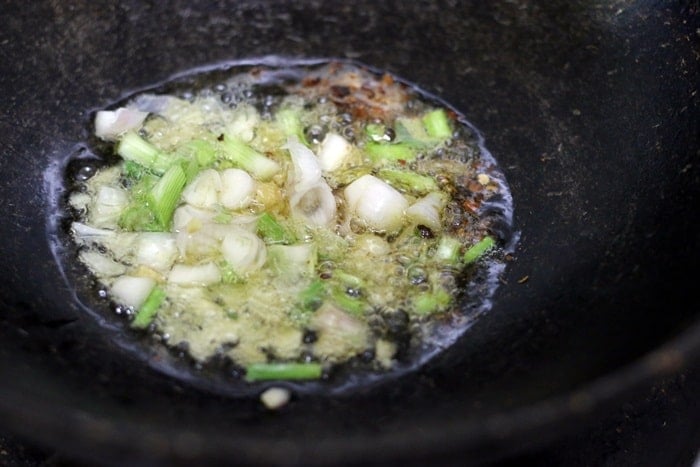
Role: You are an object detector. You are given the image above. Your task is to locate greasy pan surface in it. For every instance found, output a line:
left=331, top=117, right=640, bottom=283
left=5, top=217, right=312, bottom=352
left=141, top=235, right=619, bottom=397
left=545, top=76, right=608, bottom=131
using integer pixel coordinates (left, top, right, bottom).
left=0, top=0, right=698, bottom=464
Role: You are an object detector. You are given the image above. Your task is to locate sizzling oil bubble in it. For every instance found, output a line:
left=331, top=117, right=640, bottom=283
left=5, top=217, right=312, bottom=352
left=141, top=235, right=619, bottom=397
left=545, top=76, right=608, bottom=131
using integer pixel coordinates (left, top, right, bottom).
left=75, top=165, right=96, bottom=181
left=49, top=58, right=517, bottom=396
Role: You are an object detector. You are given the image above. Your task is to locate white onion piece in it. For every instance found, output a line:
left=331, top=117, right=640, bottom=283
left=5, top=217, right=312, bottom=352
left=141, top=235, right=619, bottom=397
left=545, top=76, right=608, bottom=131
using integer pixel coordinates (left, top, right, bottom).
left=284, top=136, right=322, bottom=189
left=260, top=387, right=291, bottom=410
left=92, top=186, right=129, bottom=227
left=169, top=263, right=221, bottom=286
left=221, top=228, right=267, bottom=273
left=79, top=250, right=126, bottom=277
left=71, top=222, right=114, bottom=238
left=181, top=169, right=221, bottom=209
left=405, top=192, right=446, bottom=231
left=268, top=244, right=315, bottom=280
left=284, top=136, right=337, bottom=227
left=312, top=303, right=366, bottom=335
left=111, top=276, right=155, bottom=309
left=310, top=303, right=368, bottom=359
left=208, top=215, right=259, bottom=238
left=353, top=234, right=391, bottom=257
left=344, top=175, right=408, bottom=233
left=226, top=104, right=260, bottom=142
left=172, top=205, right=214, bottom=233
left=96, top=186, right=128, bottom=207
left=134, top=233, right=178, bottom=272
left=69, top=192, right=91, bottom=212
left=219, top=169, right=255, bottom=210
left=227, top=214, right=260, bottom=232
left=318, top=132, right=352, bottom=172
left=290, top=182, right=337, bottom=227
left=94, top=108, right=149, bottom=141
left=131, top=94, right=177, bottom=115
left=70, top=224, right=141, bottom=260
left=176, top=229, right=220, bottom=259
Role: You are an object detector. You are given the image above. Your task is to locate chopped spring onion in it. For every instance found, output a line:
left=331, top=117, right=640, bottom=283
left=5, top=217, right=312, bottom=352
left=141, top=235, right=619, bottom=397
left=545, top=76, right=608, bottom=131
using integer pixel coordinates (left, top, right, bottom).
left=394, top=117, right=432, bottom=147
left=405, top=192, right=446, bottom=231
left=284, top=136, right=337, bottom=227
left=344, top=174, right=408, bottom=233
left=221, top=229, right=267, bottom=273
left=226, top=104, right=260, bottom=142
left=260, top=387, right=291, bottom=409
left=257, top=212, right=295, bottom=245
left=111, top=276, right=155, bottom=309
left=332, top=269, right=364, bottom=290
left=169, top=262, right=221, bottom=285
left=298, top=279, right=327, bottom=312
left=275, top=107, right=308, bottom=145
left=318, top=132, right=352, bottom=172
left=119, top=204, right=160, bottom=232
left=71, top=222, right=116, bottom=238
left=365, top=123, right=390, bottom=142
left=245, top=362, right=323, bottom=381
left=290, top=182, right=337, bottom=228
left=134, top=233, right=178, bottom=272
left=285, top=135, right=322, bottom=188
left=117, top=132, right=173, bottom=174
left=330, top=287, right=367, bottom=316
left=378, top=168, right=439, bottom=194
left=183, top=139, right=216, bottom=167
left=267, top=244, right=316, bottom=281
left=94, top=108, right=148, bottom=142
left=219, top=168, right=255, bottom=210
left=422, top=109, right=452, bottom=140
left=413, top=287, right=452, bottom=315
left=132, top=286, right=166, bottom=329
left=365, top=142, right=416, bottom=163
left=123, top=160, right=147, bottom=180
left=148, top=164, right=187, bottom=228
left=181, top=169, right=221, bottom=209
left=463, top=236, right=496, bottom=265
left=436, top=236, right=462, bottom=265
left=220, top=136, right=281, bottom=181
left=75, top=62, right=511, bottom=379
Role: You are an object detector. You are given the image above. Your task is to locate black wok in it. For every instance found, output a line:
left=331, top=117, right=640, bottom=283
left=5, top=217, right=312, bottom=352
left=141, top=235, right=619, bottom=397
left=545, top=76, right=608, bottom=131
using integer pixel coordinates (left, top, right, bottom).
left=0, top=0, right=698, bottom=465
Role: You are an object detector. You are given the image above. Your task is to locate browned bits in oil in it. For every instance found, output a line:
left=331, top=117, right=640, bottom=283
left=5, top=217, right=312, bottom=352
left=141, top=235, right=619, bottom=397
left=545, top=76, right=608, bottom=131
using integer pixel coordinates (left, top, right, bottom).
left=302, top=76, right=321, bottom=87
left=330, top=85, right=351, bottom=98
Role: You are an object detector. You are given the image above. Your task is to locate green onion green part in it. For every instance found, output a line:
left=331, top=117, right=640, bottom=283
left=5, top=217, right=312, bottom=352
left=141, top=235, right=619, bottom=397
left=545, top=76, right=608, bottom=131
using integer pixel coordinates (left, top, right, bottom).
left=422, top=109, right=453, bottom=140
left=365, top=142, right=416, bottom=163
left=245, top=362, right=323, bottom=381
left=117, top=132, right=173, bottom=174
left=275, top=107, right=308, bottom=145
left=331, top=287, right=367, bottom=316
left=378, top=168, right=439, bottom=194
left=393, top=117, right=432, bottom=148
left=257, top=212, right=295, bottom=245
left=463, top=235, right=496, bottom=265
left=123, top=160, right=147, bottom=180
left=132, top=287, right=166, bottom=329
left=412, top=288, right=452, bottom=315
left=220, top=136, right=281, bottom=180
left=365, top=123, right=389, bottom=142
left=298, top=279, right=327, bottom=312
left=148, top=164, right=187, bottom=228
left=184, top=139, right=217, bottom=167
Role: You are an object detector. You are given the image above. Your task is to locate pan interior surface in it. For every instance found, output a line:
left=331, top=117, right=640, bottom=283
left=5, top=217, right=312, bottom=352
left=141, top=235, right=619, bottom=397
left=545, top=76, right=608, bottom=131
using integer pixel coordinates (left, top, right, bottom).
left=0, top=0, right=698, bottom=464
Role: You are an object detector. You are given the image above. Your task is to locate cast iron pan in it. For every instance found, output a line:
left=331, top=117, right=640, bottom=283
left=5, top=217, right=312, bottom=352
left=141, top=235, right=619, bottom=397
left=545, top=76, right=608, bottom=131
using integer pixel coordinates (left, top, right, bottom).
left=0, top=1, right=698, bottom=465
